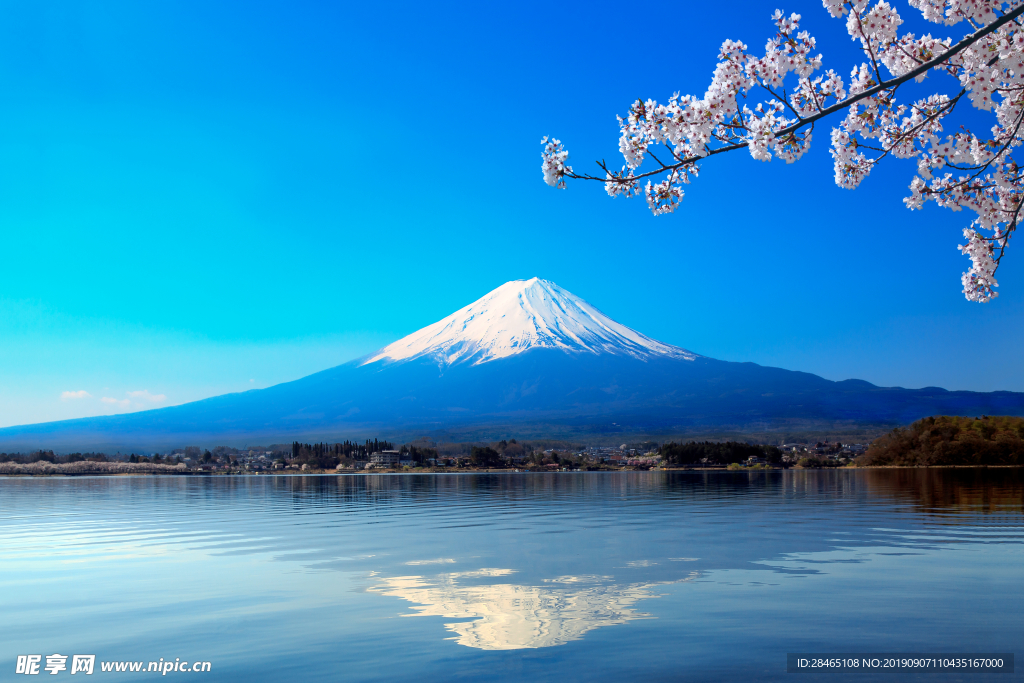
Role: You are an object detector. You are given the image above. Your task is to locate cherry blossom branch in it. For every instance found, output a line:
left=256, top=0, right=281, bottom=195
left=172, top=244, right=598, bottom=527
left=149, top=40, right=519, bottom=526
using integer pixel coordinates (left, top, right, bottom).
left=540, top=0, right=1024, bottom=301
left=561, top=4, right=1024, bottom=185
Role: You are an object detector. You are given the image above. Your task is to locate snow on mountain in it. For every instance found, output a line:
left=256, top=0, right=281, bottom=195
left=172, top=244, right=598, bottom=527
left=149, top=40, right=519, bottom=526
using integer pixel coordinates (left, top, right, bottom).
left=363, top=277, right=697, bottom=367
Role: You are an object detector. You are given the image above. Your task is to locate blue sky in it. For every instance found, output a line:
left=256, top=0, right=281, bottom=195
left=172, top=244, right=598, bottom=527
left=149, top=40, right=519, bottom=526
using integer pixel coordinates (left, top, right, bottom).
left=2, top=0, right=1022, bottom=427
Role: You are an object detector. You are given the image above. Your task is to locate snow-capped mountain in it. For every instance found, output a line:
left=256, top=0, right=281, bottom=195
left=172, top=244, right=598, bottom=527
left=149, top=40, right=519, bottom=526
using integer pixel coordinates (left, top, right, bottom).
left=2, top=278, right=1024, bottom=451
left=365, top=278, right=696, bottom=367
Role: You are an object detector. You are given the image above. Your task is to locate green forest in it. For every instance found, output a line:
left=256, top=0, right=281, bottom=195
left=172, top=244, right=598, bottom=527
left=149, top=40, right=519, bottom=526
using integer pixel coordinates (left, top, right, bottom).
left=859, top=416, right=1024, bottom=466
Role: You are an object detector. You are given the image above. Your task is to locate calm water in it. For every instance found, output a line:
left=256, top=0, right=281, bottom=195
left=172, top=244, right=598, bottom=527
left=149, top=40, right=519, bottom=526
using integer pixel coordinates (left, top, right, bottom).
left=1, top=470, right=1022, bottom=682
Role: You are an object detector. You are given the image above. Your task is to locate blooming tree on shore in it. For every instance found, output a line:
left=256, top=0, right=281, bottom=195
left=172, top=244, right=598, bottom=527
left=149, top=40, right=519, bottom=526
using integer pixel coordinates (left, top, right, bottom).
left=541, top=0, right=1024, bottom=302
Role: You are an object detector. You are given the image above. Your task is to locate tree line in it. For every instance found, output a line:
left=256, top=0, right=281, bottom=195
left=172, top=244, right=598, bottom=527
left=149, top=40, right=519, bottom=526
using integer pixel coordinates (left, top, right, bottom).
left=401, top=445, right=439, bottom=465
left=658, top=441, right=783, bottom=466
left=0, top=451, right=110, bottom=464
left=291, top=439, right=394, bottom=469
left=129, top=453, right=183, bottom=464
left=859, top=416, right=1024, bottom=467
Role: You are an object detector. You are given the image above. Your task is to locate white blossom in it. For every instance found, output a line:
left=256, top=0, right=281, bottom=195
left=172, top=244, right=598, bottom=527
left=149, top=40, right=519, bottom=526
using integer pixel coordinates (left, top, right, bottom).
left=644, top=172, right=686, bottom=215
left=605, top=167, right=639, bottom=197
left=959, top=227, right=1001, bottom=301
left=541, top=0, right=1024, bottom=301
left=776, top=130, right=814, bottom=162
left=848, top=2, right=903, bottom=51
left=540, top=137, right=571, bottom=188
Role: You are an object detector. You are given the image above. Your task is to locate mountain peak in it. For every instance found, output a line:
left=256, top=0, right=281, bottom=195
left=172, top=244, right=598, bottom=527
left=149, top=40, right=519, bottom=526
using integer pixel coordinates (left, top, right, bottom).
left=363, top=278, right=696, bottom=367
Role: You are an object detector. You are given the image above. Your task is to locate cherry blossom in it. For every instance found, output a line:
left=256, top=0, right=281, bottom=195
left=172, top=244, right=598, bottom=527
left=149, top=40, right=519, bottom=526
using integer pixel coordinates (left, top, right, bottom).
left=541, top=0, right=1024, bottom=302
left=540, top=137, right=571, bottom=189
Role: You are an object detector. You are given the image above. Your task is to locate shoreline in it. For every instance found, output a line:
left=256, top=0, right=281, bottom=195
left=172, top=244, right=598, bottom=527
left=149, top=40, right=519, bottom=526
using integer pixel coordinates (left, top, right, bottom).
left=2, top=464, right=1022, bottom=478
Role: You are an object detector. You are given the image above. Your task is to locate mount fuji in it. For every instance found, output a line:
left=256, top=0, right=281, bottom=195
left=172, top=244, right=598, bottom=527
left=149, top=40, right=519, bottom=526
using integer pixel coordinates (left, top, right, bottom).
left=3, top=277, right=1024, bottom=450
left=364, top=278, right=697, bottom=367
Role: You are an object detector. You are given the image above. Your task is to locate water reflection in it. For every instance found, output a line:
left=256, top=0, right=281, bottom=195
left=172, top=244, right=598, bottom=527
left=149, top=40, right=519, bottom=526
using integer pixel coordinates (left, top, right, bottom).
left=2, top=470, right=1022, bottom=682
left=369, top=568, right=699, bottom=650
left=858, top=468, right=1024, bottom=514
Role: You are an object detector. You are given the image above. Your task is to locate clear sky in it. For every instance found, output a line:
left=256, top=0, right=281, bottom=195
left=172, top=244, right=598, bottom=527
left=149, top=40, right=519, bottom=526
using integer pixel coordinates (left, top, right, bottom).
left=2, top=0, right=1022, bottom=428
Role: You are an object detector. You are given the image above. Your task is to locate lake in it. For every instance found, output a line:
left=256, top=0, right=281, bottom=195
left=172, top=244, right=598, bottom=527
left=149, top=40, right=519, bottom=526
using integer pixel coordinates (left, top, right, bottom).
left=2, top=470, right=1021, bottom=681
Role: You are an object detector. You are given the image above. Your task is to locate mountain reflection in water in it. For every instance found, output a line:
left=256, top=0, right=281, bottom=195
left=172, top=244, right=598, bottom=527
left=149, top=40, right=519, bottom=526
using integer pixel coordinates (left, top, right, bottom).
left=369, top=568, right=698, bottom=650
left=2, top=470, right=1022, bottom=682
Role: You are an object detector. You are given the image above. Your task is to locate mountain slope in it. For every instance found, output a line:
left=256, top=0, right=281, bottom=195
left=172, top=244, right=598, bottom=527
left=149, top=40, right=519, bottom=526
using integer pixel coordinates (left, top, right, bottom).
left=2, top=278, right=1023, bottom=450
left=365, top=278, right=696, bottom=366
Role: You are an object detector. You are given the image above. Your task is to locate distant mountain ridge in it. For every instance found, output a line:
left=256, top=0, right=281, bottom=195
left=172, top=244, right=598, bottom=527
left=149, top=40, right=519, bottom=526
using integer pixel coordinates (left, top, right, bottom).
left=2, top=278, right=1024, bottom=451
